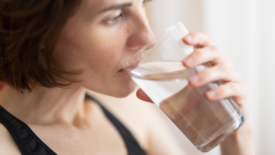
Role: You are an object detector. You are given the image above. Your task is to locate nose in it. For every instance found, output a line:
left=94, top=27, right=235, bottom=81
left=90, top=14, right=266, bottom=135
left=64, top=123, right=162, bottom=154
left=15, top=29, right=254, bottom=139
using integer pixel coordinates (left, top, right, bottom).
left=126, top=15, right=156, bottom=52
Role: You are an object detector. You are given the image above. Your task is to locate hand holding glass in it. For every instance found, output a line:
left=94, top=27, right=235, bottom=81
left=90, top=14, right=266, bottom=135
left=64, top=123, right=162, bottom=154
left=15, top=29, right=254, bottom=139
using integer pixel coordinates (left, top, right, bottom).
left=124, top=23, right=245, bottom=152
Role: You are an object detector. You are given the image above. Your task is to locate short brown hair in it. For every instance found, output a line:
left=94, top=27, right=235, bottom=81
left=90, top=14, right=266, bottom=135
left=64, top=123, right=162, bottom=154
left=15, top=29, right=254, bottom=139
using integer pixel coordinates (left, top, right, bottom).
left=0, top=0, right=81, bottom=91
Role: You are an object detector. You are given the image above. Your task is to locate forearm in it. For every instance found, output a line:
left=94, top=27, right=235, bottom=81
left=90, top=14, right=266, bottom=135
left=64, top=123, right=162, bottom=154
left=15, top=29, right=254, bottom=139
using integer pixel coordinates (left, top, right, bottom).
left=220, top=120, right=256, bottom=155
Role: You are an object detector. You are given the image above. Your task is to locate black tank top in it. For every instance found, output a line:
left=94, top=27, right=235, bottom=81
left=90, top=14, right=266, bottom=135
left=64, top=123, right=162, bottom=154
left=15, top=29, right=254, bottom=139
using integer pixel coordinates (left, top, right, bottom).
left=0, top=94, right=147, bottom=155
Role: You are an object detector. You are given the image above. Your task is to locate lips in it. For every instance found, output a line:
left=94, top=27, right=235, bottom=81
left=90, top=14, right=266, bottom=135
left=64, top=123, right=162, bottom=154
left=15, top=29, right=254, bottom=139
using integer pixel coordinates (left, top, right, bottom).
left=119, top=61, right=139, bottom=72
left=119, top=58, right=142, bottom=73
left=125, top=61, right=140, bottom=70
left=119, top=52, right=144, bottom=73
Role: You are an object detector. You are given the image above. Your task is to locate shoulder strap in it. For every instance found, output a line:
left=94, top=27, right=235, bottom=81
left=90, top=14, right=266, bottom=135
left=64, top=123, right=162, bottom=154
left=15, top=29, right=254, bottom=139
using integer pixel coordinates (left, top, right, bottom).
left=85, top=94, right=147, bottom=155
left=0, top=105, right=57, bottom=155
left=0, top=95, right=147, bottom=155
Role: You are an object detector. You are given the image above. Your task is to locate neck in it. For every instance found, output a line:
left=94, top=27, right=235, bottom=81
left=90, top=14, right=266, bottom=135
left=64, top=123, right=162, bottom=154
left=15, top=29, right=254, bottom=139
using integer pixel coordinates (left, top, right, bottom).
left=0, top=85, right=88, bottom=126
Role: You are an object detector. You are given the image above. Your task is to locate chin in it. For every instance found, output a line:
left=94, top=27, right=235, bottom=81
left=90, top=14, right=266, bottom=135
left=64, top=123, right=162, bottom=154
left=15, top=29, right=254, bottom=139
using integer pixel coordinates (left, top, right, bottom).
left=85, top=76, right=137, bottom=98
left=112, top=81, right=137, bottom=98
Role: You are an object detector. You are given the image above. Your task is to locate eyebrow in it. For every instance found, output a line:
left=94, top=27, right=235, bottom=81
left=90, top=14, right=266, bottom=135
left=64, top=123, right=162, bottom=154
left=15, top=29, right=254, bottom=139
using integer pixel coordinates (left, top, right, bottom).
left=100, top=2, right=133, bottom=12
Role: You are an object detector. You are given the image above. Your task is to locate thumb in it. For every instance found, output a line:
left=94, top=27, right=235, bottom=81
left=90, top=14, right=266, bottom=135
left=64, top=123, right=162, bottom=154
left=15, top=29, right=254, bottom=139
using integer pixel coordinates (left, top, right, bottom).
left=136, top=88, right=153, bottom=103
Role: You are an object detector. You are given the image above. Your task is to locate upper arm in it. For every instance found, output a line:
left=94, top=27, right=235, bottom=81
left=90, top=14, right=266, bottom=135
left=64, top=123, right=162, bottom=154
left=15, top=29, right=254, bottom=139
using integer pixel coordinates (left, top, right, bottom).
left=0, top=123, right=21, bottom=155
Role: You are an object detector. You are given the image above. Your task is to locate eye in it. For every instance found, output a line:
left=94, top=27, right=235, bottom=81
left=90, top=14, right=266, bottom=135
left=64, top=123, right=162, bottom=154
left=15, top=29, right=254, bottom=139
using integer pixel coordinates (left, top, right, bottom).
left=143, top=0, right=153, bottom=7
left=106, top=13, right=124, bottom=25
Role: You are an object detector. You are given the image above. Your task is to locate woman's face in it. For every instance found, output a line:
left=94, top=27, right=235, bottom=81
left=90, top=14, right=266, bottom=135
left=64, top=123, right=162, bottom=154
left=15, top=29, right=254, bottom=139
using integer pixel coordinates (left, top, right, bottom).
left=53, top=0, right=156, bottom=97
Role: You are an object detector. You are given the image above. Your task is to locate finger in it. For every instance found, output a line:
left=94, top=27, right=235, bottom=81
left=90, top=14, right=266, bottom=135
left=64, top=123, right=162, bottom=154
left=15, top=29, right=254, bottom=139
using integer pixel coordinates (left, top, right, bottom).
left=136, top=88, right=153, bottom=103
left=211, top=57, right=234, bottom=69
left=183, top=45, right=225, bottom=68
left=206, top=82, right=249, bottom=117
left=189, top=65, right=242, bottom=87
left=205, top=82, right=248, bottom=104
left=183, top=31, right=211, bottom=48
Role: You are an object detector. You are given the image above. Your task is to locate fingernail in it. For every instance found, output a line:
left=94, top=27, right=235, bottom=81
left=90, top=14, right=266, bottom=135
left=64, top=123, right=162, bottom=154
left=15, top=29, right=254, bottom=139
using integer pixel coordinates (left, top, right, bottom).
left=185, top=35, right=193, bottom=42
left=190, top=76, right=200, bottom=83
left=184, top=57, right=193, bottom=66
left=207, top=91, right=216, bottom=98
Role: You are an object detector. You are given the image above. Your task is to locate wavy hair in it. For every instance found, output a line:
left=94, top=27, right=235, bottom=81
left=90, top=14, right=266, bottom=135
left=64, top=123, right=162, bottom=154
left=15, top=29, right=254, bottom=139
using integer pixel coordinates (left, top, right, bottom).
left=0, top=0, right=81, bottom=91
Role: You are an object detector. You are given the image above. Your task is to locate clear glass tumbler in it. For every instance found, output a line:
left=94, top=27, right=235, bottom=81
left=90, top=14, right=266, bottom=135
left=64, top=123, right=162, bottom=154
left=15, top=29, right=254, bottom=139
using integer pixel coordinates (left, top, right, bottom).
left=124, top=22, right=245, bottom=152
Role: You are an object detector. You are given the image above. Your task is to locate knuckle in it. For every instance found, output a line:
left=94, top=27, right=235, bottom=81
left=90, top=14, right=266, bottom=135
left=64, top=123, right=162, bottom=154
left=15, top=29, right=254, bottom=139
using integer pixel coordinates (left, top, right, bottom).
left=227, top=58, right=234, bottom=68
left=189, top=31, right=200, bottom=37
left=228, top=83, right=238, bottom=94
left=240, top=82, right=248, bottom=96
left=218, top=64, right=231, bottom=75
left=218, top=64, right=242, bottom=82
left=221, top=57, right=234, bottom=68
left=203, top=32, right=210, bottom=37
left=235, top=72, right=243, bottom=81
left=209, top=45, right=219, bottom=53
left=209, top=45, right=222, bottom=58
left=229, top=70, right=242, bottom=82
left=199, top=69, right=213, bottom=80
left=190, top=31, right=211, bottom=47
left=218, top=85, right=230, bottom=96
left=193, top=48, right=205, bottom=57
left=203, top=32, right=211, bottom=42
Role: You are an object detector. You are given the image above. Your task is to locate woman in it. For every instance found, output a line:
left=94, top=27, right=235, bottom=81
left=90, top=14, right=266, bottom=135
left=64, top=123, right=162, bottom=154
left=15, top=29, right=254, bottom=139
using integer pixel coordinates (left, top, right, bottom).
left=0, top=0, right=255, bottom=154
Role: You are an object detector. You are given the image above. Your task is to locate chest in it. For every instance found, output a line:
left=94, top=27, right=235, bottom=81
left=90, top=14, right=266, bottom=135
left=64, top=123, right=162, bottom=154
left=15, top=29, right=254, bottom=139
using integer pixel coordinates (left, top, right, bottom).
left=1, top=101, right=148, bottom=155
left=29, top=119, right=128, bottom=155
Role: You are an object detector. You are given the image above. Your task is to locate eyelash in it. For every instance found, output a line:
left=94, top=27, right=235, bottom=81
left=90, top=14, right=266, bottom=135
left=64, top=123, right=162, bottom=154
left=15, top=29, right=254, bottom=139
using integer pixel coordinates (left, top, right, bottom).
left=106, top=13, right=124, bottom=25
left=106, top=0, right=153, bottom=25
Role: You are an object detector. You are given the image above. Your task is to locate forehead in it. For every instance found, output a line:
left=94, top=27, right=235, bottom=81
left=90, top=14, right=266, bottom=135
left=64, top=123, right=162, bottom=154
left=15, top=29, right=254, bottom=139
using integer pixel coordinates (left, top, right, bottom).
left=72, top=0, right=136, bottom=19
left=81, top=0, right=134, bottom=11
left=68, top=0, right=142, bottom=23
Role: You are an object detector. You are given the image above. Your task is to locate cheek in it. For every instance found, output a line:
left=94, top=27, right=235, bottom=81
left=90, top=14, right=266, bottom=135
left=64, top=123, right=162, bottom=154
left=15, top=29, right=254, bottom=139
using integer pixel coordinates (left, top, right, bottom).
left=54, top=18, right=135, bottom=96
left=53, top=27, right=123, bottom=73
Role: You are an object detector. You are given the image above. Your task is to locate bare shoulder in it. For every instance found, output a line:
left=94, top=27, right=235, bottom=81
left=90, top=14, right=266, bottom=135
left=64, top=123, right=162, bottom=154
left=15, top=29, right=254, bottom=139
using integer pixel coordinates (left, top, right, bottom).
left=107, top=93, right=187, bottom=155
left=87, top=90, right=186, bottom=155
left=87, top=90, right=164, bottom=150
left=87, top=90, right=162, bottom=127
left=0, top=123, right=21, bottom=155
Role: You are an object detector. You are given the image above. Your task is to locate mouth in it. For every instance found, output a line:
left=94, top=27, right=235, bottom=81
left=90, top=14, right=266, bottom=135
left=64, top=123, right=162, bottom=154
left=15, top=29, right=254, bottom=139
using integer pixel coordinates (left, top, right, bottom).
left=118, top=50, right=145, bottom=74
left=119, top=59, right=141, bottom=73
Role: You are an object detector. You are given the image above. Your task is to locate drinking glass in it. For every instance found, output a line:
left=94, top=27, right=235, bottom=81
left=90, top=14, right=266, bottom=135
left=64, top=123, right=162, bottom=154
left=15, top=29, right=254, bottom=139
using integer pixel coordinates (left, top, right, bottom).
left=124, top=22, right=245, bottom=152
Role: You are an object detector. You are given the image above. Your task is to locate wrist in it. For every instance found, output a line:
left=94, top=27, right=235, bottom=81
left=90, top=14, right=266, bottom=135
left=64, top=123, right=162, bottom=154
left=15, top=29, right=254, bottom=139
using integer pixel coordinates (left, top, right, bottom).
left=231, top=119, right=254, bottom=138
left=220, top=119, right=256, bottom=155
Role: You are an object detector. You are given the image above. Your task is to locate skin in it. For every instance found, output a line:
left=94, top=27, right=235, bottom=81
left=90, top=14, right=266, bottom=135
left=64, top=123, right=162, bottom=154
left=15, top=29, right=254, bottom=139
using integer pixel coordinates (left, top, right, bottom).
left=0, top=0, right=256, bottom=154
